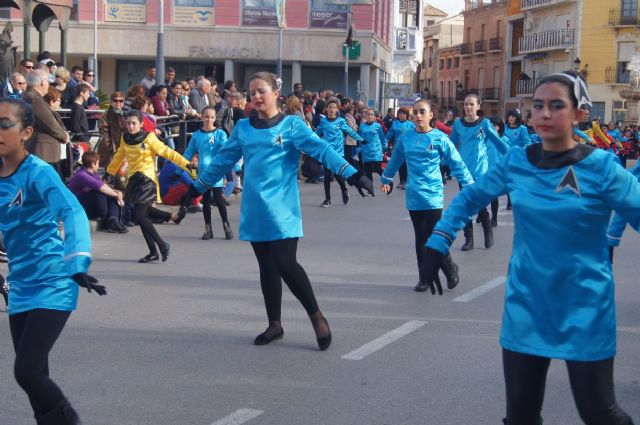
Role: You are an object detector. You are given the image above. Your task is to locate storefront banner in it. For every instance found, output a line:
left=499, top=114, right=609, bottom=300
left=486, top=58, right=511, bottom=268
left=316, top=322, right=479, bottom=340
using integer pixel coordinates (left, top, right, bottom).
left=276, top=0, right=286, bottom=28
left=383, top=83, right=411, bottom=99
left=174, top=6, right=215, bottom=25
left=242, top=8, right=277, bottom=26
left=310, top=11, right=347, bottom=28
left=105, top=1, right=146, bottom=23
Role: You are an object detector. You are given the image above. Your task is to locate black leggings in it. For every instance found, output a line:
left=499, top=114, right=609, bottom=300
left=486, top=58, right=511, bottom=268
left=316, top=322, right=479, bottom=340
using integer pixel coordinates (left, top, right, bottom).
left=363, top=161, right=384, bottom=181
left=503, top=348, right=633, bottom=425
left=250, top=238, right=319, bottom=322
left=9, top=309, right=71, bottom=415
left=201, top=187, right=228, bottom=226
left=134, top=203, right=167, bottom=255
left=491, top=198, right=499, bottom=220
left=323, top=168, right=347, bottom=201
left=409, top=209, right=442, bottom=279
left=399, top=162, right=408, bottom=183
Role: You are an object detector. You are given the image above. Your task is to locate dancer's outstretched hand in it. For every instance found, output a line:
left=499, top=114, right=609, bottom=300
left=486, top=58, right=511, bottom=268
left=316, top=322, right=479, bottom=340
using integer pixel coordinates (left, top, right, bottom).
left=381, top=181, right=394, bottom=195
left=73, top=273, right=107, bottom=296
left=419, top=248, right=444, bottom=296
left=347, top=171, right=374, bottom=197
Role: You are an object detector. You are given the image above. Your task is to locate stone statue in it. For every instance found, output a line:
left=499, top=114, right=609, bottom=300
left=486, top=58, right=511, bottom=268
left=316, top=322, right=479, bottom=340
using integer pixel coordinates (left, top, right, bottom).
left=628, top=44, right=640, bottom=90
left=0, top=22, right=16, bottom=83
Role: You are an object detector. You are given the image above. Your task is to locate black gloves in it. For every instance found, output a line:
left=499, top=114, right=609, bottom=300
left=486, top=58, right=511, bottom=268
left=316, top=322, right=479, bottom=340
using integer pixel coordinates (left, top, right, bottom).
left=385, top=181, right=394, bottom=195
left=419, top=247, right=444, bottom=296
left=609, top=246, right=614, bottom=263
left=73, top=273, right=107, bottom=296
left=347, top=171, right=374, bottom=197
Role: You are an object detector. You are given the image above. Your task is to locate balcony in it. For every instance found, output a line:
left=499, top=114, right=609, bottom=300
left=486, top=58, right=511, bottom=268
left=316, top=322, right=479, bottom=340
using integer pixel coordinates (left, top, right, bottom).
left=521, top=0, right=576, bottom=11
left=474, top=40, right=486, bottom=55
left=519, top=29, right=574, bottom=54
left=483, top=87, right=501, bottom=102
left=605, top=65, right=631, bottom=85
left=489, top=37, right=502, bottom=52
left=456, top=88, right=477, bottom=101
left=516, top=78, right=542, bottom=97
left=609, top=9, right=640, bottom=27
left=460, top=43, right=473, bottom=57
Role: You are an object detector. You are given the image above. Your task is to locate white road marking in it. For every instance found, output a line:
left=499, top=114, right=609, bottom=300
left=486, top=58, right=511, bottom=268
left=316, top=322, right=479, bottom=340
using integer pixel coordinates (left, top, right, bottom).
left=211, top=409, right=264, bottom=425
left=497, top=210, right=513, bottom=216
left=496, top=222, right=514, bottom=226
left=453, top=276, right=506, bottom=303
left=342, top=320, right=427, bottom=360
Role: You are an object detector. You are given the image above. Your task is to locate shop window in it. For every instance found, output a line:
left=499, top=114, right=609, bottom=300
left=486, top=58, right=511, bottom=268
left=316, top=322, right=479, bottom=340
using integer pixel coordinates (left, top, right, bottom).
left=0, top=8, right=10, bottom=20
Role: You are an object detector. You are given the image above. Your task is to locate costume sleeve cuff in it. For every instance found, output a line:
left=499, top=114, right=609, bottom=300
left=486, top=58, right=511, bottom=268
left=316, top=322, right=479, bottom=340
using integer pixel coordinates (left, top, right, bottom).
left=65, top=252, right=92, bottom=275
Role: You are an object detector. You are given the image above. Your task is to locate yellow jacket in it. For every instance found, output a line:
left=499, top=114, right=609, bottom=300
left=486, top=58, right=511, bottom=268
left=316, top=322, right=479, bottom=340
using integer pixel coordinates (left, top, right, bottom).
left=107, top=132, right=190, bottom=187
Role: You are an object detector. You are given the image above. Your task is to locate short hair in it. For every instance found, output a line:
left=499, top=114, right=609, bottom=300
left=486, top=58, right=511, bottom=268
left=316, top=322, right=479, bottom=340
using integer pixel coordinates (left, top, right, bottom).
left=71, top=65, right=83, bottom=74
left=166, top=67, right=175, bottom=73
left=19, top=58, right=34, bottom=67
left=170, top=81, right=183, bottom=89
left=227, top=91, right=242, bottom=101
left=197, top=78, right=211, bottom=89
left=125, top=109, right=143, bottom=122
left=44, top=87, right=62, bottom=104
left=81, top=150, right=99, bottom=168
left=130, top=96, right=149, bottom=110
left=127, top=84, right=145, bottom=98
left=147, top=65, right=156, bottom=70
left=26, top=69, right=48, bottom=88
left=45, top=60, right=56, bottom=68
left=397, top=107, right=410, bottom=116
left=110, top=91, right=125, bottom=101
left=75, top=83, right=92, bottom=97
left=37, top=51, right=51, bottom=62
left=224, top=80, right=235, bottom=91
left=10, top=72, right=23, bottom=83
left=201, top=106, right=216, bottom=116
left=54, top=67, right=70, bottom=82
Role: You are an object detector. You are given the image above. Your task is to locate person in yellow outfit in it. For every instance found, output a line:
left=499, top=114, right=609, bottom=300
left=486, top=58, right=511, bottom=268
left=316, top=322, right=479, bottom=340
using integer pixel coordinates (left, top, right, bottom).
left=107, top=109, right=194, bottom=263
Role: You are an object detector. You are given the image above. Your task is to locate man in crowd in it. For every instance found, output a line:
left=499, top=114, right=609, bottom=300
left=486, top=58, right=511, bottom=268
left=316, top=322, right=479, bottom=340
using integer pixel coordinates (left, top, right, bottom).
left=18, top=58, right=35, bottom=75
left=188, top=78, right=212, bottom=114
left=165, top=67, right=176, bottom=85
left=1, top=72, right=26, bottom=99
left=140, top=65, right=156, bottom=95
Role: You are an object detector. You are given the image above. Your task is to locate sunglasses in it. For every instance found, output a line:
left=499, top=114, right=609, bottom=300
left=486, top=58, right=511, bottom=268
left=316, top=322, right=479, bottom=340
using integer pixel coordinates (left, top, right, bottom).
left=86, top=74, right=94, bottom=77
left=0, top=118, right=18, bottom=129
left=24, top=65, right=34, bottom=69
left=112, top=99, right=124, bottom=102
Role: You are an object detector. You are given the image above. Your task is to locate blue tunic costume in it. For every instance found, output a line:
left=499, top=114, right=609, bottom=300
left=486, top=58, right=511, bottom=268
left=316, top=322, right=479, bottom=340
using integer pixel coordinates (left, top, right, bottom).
left=182, top=128, right=227, bottom=188
left=314, top=116, right=362, bottom=156
left=503, top=124, right=531, bottom=148
left=607, top=162, right=640, bottom=247
left=385, top=120, right=416, bottom=145
left=194, top=114, right=358, bottom=242
left=427, top=144, right=640, bottom=361
left=381, top=129, right=473, bottom=210
left=358, top=121, right=387, bottom=162
left=487, top=136, right=511, bottom=168
left=0, top=155, right=92, bottom=315
left=449, top=118, right=509, bottom=179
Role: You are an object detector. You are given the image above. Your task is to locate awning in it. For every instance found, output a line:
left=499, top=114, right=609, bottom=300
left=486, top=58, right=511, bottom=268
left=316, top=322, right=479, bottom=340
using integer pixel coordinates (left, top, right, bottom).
left=0, top=0, right=73, bottom=30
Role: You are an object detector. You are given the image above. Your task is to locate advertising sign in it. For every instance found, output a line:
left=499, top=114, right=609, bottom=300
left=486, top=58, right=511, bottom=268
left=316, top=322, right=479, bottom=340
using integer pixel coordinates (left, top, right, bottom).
left=105, top=0, right=146, bottom=23
left=383, top=83, right=411, bottom=99
left=310, top=11, right=348, bottom=28
left=174, top=6, right=215, bottom=25
left=242, top=7, right=277, bottom=26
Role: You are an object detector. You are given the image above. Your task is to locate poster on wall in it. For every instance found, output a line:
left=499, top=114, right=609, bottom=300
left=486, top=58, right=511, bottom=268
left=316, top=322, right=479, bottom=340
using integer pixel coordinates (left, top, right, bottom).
left=242, top=0, right=277, bottom=26
left=105, top=0, right=146, bottom=23
left=174, top=0, right=215, bottom=26
left=310, top=0, right=348, bottom=28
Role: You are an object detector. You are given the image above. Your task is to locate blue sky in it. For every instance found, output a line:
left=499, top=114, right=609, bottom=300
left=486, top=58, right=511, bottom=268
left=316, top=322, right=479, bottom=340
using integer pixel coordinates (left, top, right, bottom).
left=427, top=0, right=465, bottom=17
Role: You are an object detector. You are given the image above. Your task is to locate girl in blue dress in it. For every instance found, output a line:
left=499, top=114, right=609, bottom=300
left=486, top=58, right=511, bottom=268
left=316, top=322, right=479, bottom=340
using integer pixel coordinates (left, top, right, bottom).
left=421, top=71, right=637, bottom=425
left=187, top=72, right=374, bottom=350
left=385, top=107, right=415, bottom=190
left=358, top=108, right=388, bottom=191
left=0, top=99, right=105, bottom=424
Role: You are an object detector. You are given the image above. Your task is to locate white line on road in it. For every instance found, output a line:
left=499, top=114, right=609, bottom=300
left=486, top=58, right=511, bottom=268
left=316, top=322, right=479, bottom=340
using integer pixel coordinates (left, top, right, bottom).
left=342, top=320, right=427, bottom=360
left=211, top=409, right=264, bottom=425
left=453, top=276, right=506, bottom=303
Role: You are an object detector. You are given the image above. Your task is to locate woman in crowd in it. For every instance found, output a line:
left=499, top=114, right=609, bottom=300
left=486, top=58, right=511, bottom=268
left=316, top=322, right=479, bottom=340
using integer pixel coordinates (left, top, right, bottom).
left=106, top=109, right=193, bottom=263
left=67, top=150, right=127, bottom=233
left=124, top=84, right=145, bottom=113
left=0, top=98, right=105, bottom=424
left=181, top=106, right=233, bottom=240
left=448, top=94, right=508, bottom=251
left=381, top=98, right=473, bottom=292
left=385, top=107, right=415, bottom=190
left=314, top=98, right=363, bottom=207
left=98, top=91, right=128, bottom=166
left=421, top=71, right=638, bottom=425
left=358, top=107, right=388, bottom=189
left=186, top=72, right=374, bottom=350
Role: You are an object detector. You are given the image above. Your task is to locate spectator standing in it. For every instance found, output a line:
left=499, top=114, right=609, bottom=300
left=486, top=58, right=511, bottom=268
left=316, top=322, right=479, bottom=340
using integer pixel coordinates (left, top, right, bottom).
left=18, top=58, right=34, bottom=75
left=70, top=84, right=91, bottom=142
left=139, top=65, right=156, bottom=95
left=98, top=91, right=127, bottom=167
left=164, top=67, right=176, bottom=85
left=22, top=69, right=69, bottom=178
left=61, top=65, right=83, bottom=107
left=188, top=78, right=212, bottom=114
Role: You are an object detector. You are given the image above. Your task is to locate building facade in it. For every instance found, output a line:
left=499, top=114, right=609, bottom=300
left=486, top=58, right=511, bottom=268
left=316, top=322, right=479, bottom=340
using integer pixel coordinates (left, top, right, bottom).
left=0, top=0, right=394, bottom=107
left=580, top=0, right=640, bottom=123
left=436, top=44, right=462, bottom=113
left=459, top=0, right=507, bottom=118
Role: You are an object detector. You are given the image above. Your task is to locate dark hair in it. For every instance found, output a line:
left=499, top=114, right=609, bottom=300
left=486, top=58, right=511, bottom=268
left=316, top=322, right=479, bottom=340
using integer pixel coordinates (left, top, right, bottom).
left=71, top=65, right=83, bottom=74
left=224, top=80, right=235, bottom=91
left=81, top=150, right=99, bottom=168
left=170, top=81, right=183, bottom=89
left=201, top=106, right=216, bottom=116
left=397, top=107, right=410, bottom=116
left=314, top=99, right=326, bottom=115
left=75, top=83, right=92, bottom=97
left=125, top=109, right=143, bottom=122
left=506, top=108, right=522, bottom=126
left=414, top=98, right=437, bottom=127
left=166, top=67, right=175, bottom=73
left=464, top=93, right=481, bottom=104
left=325, top=98, right=340, bottom=109
left=130, top=96, right=149, bottom=110
left=45, top=60, right=56, bottom=68
left=489, top=116, right=505, bottom=136
left=535, top=70, right=585, bottom=109
left=19, top=58, right=34, bottom=67
left=0, top=98, right=34, bottom=128
left=37, top=51, right=50, bottom=62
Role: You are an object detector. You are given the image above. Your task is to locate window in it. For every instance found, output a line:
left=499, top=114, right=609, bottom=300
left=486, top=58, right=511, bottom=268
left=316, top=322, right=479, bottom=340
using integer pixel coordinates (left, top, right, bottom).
left=0, top=8, right=10, bottom=19
left=446, top=58, right=452, bottom=69
left=454, top=57, right=459, bottom=68
left=589, top=102, right=606, bottom=122
left=70, top=0, right=78, bottom=21
left=428, top=46, right=434, bottom=68
left=426, top=19, right=435, bottom=26
left=617, top=41, right=635, bottom=83
left=439, top=59, right=444, bottom=70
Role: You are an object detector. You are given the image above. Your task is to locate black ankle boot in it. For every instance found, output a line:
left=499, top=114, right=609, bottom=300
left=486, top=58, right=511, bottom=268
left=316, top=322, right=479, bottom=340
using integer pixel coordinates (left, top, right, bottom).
left=41, top=398, right=82, bottom=425
left=440, top=253, right=459, bottom=289
left=223, top=222, right=233, bottom=240
left=481, top=215, right=494, bottom=248
left=202, top=224, right=213, bottom=240
left=461, top=222, right=474, bottom=251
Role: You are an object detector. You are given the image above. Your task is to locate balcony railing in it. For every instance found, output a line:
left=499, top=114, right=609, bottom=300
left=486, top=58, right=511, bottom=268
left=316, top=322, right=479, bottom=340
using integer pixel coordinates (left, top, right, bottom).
left=474, top=40, right=486, bottom=54
left=483, top=87, right=500, bottom=101
left=609, top=9, right=640, bottom=26
left=605, top=65, right=631, bottom=84
left=460, top=43, right=473, bottom=56
left=456, top=89, right=477, bottom=101
left=516, top=78, right=541, bottom=96
left=519, top=29, right=574, bottom=53
left=489, top=37, right=502, bottom=52
left=521, top=0, right=575, bottom=11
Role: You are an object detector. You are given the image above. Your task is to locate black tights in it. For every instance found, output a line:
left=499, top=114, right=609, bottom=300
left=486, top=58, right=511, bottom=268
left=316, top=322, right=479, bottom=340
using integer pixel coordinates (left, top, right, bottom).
left=250, top=238, right=319, bottom=322
left=9, top=309, right=71, bottom=416
left=503, top=348, right=634, bottom=425
left=491, top=198, right=499, bottom=220
left=363, top=161, right=384, bottom=181
left=409, top=209, right=442, bottom=279
left=323, top=168, right=347, bottom=201
left=201, top=187, right=228, bottom=226
left=134, top=203, right=167, bottom=255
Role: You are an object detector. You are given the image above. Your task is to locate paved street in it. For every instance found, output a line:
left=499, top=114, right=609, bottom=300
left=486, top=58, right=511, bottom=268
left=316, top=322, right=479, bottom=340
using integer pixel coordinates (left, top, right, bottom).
left=1, top=170, right=639, bottom=425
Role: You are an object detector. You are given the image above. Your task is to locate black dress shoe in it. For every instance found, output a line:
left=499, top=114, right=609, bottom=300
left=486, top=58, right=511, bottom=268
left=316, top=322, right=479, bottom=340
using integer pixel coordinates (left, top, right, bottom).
left=139, top=254, right=159, bottom=263
left=316, top=317, right=332, bottom=351
left=160, top=242, right=170, bottom=262
left=414, top=280, right=428, bottom=292
left=254, top=328, right=284, bottom=345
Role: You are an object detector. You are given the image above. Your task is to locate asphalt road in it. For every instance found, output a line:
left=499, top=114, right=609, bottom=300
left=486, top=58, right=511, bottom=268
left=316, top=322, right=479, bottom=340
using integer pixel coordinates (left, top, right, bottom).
left=1, top=167, right=639, bottom=425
